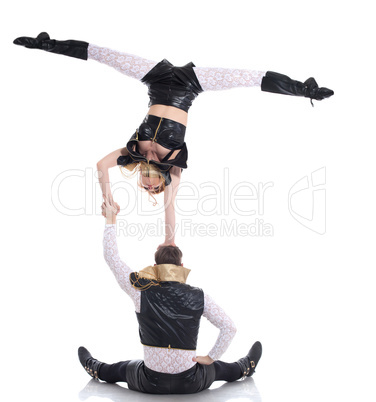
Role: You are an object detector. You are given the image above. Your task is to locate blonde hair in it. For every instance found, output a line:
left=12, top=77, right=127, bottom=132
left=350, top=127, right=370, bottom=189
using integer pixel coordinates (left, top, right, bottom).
left=120, top=161, right=166, bottom=199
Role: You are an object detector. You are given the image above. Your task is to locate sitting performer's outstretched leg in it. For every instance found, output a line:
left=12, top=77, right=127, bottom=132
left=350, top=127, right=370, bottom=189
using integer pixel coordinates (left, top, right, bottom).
left=214, top=341, right=263, bottom=381
left=78, top=346, right=131, bottom=383
left=193, top=65, right=334, bottom=103
left=97, top=361, right=131, bottom=384
left=214, top=361, right=243, bottom=382
left=78, top=341, right=262, bottom=389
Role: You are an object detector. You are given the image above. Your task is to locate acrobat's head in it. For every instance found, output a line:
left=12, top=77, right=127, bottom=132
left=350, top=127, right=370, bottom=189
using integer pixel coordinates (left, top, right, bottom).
left=120, top=161, right=166, bottom=199
left=154, top=245, right=183, bottom=266
left=138, top=162, right=166, bottom=195
left=129, top=246, right=188, bottom=288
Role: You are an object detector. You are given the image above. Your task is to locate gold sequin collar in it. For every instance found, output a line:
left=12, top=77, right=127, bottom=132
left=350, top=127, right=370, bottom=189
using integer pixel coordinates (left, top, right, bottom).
left=137, top=264, right=191, bottom=283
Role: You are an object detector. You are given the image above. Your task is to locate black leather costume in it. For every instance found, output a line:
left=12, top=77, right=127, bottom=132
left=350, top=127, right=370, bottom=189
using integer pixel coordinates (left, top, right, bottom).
left=141, top=59, right=204, bottom=113
left=125, top=360, right=216, bottom=394
left=134, top=280, right=204, bottom=350
left=117, top=115, right=188, bottom=186
left=117, top=59, right=204, bottom=184
left=122, top=276, right=213, bottom=393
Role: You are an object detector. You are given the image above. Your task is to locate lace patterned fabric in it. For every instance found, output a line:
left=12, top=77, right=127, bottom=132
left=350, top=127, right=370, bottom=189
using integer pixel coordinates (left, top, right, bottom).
left=88, top=44, right=265, bottom=92
left=103, top=224, right=237, bottom=373
left=143, top=346, right=196, bottom=374
left=203, top=294, right=237, bottom=360
left=88, top=44, right=157, bottom=81
left=193, top=66, right=265, bottom=91
left=103, top=224, right=141, bottom=311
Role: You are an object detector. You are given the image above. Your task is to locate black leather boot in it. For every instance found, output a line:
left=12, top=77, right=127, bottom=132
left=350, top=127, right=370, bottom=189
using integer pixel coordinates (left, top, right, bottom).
left=236, top=341, right=262, bottom=378
left=13, top=32, right=88, bottom=60
left=78, top=346, right=104, bottom=380
left=261, top=71, right=334, bottom=105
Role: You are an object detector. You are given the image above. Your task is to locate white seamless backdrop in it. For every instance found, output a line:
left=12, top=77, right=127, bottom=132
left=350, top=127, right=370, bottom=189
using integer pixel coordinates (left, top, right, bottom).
left=1, top=1, right=375, bottom=401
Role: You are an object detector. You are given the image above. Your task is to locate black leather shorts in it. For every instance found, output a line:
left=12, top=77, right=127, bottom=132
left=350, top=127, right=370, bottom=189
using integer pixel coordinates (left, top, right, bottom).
left=134, top=114, right=186, bottom=150
left=125, top=360, right=216, bottom=394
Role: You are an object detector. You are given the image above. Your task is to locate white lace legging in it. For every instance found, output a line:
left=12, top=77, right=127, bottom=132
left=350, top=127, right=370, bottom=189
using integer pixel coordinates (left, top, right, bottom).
left=88, top=44, right=266, bottom=91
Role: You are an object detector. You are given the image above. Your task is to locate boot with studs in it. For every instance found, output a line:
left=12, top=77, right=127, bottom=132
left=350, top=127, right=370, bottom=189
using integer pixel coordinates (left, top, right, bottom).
left=236, top=341, right=262, bottom=379
left=78, top=346, right=104, bottom=380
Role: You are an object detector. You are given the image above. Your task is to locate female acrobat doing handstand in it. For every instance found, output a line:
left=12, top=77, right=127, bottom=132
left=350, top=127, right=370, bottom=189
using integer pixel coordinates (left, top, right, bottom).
left=14, top=32, right=334, bottom=246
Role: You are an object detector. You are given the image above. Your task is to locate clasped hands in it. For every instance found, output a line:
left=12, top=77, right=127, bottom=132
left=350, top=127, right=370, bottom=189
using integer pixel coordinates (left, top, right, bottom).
left=101, top=195, right=120, bottom=217
left=101, top=195, right=176, bottom=249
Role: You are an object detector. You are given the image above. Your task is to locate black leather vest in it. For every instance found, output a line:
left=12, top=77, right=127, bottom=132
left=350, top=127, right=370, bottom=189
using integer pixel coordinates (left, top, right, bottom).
left=141, top=59, right=204, bottom=112
left=136, top=281, right=204, bottom=350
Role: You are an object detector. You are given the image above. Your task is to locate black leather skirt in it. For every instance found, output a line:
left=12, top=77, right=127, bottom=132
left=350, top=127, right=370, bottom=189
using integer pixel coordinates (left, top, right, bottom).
left=125, top=360, right=216, bottom=394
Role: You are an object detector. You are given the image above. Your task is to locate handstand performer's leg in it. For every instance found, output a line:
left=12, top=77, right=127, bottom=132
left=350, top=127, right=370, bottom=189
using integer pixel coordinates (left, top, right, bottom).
left=193, top=66, right=266, bottom=91
left=13, top=32, right=157, bottom=81
left=13, top=32, right=89, bottom=60
left=87, top=44, right=157, bottom=80
left=194, top=65, right=334, bottom=103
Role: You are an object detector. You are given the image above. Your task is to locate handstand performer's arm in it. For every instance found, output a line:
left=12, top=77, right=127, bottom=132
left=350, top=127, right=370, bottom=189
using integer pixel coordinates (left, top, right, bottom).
left=97, top=147, right=128, bottom=210
left=194, top=294, right=237, bottom=365
left=102, top=197, right=140, bottom=310
left=159, top=166, right=181, bottom=248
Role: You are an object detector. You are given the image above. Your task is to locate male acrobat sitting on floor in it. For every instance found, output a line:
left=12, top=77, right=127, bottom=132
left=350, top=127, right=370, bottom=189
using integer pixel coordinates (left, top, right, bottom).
left=78, top=197, right=262, bottom=394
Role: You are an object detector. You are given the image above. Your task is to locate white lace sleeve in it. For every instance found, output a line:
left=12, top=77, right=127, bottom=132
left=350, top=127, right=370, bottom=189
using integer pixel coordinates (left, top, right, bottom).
left=103, top=224, right=141, bottom=312
left=193, top=66, right=266, bottom=91
left=88, top=44, right=157, bottom=81
left=203, top=293, right=237, bottom=360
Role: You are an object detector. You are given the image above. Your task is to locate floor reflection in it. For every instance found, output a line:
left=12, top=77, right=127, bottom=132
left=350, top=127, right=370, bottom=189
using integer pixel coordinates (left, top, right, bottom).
left=78, top=377, right=262, bottom=402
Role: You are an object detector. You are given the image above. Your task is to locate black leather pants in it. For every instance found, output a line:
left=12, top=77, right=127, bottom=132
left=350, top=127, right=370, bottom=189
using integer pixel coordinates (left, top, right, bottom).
left=98, top=359, right=242, bottom=394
